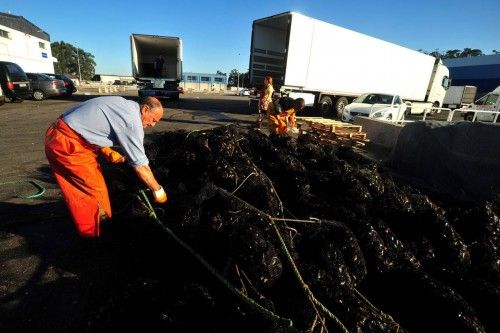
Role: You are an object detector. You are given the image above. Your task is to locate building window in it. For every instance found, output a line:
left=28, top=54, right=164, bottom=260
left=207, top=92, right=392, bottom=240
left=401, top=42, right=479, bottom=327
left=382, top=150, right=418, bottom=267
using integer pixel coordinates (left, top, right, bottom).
left=0, top=29, right=10, bottom=39
left=39, top=42, right=46, bottom=49
left=200, top=76, right=210, bottom=82
left=186, top=75, right=198, bottom=81
left=214, top=77, right=224, bottom=83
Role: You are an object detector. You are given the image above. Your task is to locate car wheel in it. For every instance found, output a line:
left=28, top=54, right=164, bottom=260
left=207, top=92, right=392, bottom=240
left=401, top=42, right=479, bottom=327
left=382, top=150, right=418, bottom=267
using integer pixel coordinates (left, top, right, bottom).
left=66, top=92, right=73, bottom=97
left=335, top=97, right=349, bottom=117
left=319, top=96, right=333, bottom=117
left=33, top=90, right=45, bottom=101
left=464, top=113, right=474, bottom=121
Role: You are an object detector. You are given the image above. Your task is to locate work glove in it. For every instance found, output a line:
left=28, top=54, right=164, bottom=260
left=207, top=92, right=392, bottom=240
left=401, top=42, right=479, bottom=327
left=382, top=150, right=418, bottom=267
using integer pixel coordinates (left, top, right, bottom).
left=100, top=147, right=126, bottom=163
left=153, top=186, right=168, bottom=204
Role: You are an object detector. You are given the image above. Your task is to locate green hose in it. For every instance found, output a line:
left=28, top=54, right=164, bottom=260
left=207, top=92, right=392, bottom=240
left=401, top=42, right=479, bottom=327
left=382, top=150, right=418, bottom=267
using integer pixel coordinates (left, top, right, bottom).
left=0, top=180, right=46, bottom=199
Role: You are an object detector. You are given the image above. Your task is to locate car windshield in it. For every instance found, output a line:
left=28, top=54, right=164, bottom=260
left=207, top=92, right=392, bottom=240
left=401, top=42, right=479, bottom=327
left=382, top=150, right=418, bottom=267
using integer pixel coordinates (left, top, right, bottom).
left=353, top=93, right=394, bottom=104
left=37, top=74, right=54, bottom=81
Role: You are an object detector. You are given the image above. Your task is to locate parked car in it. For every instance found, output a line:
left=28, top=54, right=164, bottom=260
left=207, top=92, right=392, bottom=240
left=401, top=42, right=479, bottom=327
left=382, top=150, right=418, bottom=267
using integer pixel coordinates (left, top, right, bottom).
left=0, top=61, right=32, bottom=102
left=342, top=93, right=406, bottom=122
left=44, top=73, right=77, bottom=96
left=26, top=73, right=66, bottom=100
left=239, top=88, right=250, bottom=96
left=0, top=84, right=5, bottom=106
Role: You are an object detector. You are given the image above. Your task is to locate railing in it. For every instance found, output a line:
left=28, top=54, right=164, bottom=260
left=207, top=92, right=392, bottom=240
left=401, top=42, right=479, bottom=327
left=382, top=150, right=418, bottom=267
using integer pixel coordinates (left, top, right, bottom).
left=447, top=108, right=500, bottom=122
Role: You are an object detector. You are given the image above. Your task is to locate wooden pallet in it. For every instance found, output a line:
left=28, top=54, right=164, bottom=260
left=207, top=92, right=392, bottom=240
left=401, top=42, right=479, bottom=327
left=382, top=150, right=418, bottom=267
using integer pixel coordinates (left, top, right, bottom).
left=296, top=117, right=370, bottom=147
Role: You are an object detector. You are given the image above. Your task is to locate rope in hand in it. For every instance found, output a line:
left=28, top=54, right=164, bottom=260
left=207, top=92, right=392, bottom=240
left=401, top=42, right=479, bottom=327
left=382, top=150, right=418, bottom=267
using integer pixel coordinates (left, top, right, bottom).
left=136, top=190, right=294, bottom=328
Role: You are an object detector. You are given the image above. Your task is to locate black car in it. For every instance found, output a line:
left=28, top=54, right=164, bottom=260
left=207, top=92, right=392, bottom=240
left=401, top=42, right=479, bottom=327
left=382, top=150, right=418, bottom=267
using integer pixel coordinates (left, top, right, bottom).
left=44, top=73, right=77, bottom=96
left=0, top=61, right=32, bottom=102
left=0, top=84, right=5, bottom=106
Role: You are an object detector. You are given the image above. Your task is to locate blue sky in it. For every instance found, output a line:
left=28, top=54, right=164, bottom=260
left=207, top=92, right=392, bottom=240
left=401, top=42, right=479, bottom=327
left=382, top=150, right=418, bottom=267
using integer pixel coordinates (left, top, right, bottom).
left=2, top=0, right=499, bottom=75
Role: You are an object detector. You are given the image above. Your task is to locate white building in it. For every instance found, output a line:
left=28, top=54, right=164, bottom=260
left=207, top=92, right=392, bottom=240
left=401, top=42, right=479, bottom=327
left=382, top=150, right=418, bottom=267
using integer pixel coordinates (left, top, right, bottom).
left=0, top=12, right=56, bottom=73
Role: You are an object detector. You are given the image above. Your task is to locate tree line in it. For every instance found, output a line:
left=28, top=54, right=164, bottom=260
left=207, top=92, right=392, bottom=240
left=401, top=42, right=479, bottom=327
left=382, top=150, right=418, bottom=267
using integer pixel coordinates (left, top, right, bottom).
left=51, top=41, right=96, bottom=80
left=419, top=48, right=499, bottom=59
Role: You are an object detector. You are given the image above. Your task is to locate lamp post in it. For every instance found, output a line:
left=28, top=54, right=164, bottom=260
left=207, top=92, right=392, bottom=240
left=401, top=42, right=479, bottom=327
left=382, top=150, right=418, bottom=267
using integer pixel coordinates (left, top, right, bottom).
left=236, top=53, right=240, bottom=92
left=75, top=42, right=82, bottom=83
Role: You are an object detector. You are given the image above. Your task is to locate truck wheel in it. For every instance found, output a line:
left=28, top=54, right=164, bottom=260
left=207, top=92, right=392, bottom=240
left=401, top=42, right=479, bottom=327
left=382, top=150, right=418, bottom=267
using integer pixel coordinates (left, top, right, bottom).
left=33, top=90, right=45, bottom=101
left=464, top=113, right=474, bottom=121
left=319, top=96, right=333, bottom=117
left=335, top=97, right=349, bottom=117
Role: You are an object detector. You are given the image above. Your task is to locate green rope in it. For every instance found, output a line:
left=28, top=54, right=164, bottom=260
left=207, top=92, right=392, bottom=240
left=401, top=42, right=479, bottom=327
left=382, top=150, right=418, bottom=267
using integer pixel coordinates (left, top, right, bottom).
left=214, top=186, right=350, bottom=333
left=0, top=180, right=46, bottom=199
left=137, top=190, right=294, bottom=328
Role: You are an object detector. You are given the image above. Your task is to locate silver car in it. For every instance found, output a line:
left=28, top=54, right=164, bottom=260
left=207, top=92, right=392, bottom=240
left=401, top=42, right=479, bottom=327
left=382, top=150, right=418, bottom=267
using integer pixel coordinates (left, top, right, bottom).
left=26, top=73, right=66, bottom=100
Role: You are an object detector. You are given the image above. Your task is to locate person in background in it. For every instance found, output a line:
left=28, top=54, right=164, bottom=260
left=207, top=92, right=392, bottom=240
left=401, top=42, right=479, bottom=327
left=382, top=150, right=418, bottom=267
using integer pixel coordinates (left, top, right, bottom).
left=45, top=96, right=167, bottom=238
left=256, top=75, right=274, bottom=129
left=154, top=55, right=165, bottom=77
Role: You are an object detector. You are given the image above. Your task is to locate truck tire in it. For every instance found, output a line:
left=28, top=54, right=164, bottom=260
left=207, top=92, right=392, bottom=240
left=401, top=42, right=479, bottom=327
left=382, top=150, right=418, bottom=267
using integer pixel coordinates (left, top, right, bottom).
left=335, top=97, right=349, bottom=117
left=319, top=96, right=333, bottom=117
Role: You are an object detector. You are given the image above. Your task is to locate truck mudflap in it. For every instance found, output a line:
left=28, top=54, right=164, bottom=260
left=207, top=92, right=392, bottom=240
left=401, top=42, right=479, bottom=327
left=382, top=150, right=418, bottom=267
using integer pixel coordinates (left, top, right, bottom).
left=139, top=89, right=179, bottom=99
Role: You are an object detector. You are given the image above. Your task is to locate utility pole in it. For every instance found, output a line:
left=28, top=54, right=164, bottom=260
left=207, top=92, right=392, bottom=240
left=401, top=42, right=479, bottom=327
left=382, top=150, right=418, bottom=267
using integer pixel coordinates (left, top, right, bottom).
left=236, top=53, right=240, bottom=92
left=75, top=42, right=82, bottom=83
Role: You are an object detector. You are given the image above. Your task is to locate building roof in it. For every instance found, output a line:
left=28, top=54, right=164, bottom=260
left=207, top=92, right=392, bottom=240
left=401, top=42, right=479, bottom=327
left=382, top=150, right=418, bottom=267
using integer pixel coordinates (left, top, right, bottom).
left=443, top=54, right=500, bottom=67
left=0, top=12, right=50, bottom=41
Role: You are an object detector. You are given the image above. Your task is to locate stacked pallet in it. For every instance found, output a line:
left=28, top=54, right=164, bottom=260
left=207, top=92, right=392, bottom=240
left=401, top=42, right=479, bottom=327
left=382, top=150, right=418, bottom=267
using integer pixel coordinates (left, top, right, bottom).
left=296, top=117, right=370, bottom=147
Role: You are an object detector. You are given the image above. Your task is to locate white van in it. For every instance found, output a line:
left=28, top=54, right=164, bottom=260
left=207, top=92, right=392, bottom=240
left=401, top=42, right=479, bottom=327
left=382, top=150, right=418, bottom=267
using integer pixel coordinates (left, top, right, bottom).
left=462, top=86, right=500, bottom=122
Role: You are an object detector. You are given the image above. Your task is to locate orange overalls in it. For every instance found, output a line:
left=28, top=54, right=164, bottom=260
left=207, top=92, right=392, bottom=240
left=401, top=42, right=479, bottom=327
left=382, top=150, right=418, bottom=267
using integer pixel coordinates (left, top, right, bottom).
left=268, top=108, right=296, bottom=135
left=45, top=118, right=111, bottom=237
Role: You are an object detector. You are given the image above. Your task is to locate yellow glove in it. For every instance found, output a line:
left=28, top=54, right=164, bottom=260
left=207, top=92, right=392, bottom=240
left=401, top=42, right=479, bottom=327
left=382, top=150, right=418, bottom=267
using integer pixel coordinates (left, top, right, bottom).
left=153, top=186, right=168, bottom=204
left=100, top=147, right=126, bottom=163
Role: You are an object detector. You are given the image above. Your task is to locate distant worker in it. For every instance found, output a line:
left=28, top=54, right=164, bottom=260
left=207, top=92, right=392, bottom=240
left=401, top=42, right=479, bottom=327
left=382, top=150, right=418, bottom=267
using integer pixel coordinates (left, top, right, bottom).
left=154, top=55, right=165, bottom=77
left=256, top=75, right=274, bottom=129
left=269, top=97, right=306, bottom=135
left=45, top=96, right=168, bottom=238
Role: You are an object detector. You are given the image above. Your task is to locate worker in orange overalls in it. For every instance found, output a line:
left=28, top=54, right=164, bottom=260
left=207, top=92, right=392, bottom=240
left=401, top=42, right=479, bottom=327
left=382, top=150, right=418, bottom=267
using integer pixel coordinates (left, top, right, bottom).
left=45, top=96, right=167, bottom=238
left=269, top=97, right=305, bottom=135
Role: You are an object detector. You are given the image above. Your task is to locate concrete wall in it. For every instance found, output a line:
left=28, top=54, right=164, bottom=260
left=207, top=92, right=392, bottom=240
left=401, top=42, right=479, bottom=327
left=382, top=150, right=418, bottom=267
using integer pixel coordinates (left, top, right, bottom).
left=353, top=116, right=404, bottom=149
left=0, top=24, right=55, bottom=73
left=180, top=82, right=226, bottom=92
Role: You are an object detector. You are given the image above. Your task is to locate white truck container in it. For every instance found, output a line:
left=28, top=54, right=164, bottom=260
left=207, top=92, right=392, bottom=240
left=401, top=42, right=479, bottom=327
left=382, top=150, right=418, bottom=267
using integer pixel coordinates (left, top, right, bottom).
left=130, top=34, right=182, bottom=100
left=249, top=12, right=451, bottom=116
left=442, top=85, right=477, bottom=110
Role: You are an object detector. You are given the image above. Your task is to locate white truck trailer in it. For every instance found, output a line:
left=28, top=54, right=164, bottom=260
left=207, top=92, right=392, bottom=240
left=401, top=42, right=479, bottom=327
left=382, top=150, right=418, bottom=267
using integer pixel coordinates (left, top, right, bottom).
left=442, top=85, right=477, bottom=110
left=249, top=12, right=451, bottom=116
left=130, top=34, right=182, bottom=100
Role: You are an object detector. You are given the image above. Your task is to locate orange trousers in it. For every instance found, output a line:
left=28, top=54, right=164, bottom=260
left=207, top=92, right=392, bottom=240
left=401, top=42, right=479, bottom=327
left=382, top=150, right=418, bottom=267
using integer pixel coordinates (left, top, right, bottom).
left=268, top=109, right=296, bottom=135
left=45, top=118, right=111, bottom=237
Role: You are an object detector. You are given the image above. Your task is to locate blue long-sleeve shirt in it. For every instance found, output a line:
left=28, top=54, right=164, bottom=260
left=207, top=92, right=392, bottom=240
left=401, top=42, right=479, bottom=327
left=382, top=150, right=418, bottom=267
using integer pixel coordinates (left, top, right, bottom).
left=62, top=96, right=149, bottom=166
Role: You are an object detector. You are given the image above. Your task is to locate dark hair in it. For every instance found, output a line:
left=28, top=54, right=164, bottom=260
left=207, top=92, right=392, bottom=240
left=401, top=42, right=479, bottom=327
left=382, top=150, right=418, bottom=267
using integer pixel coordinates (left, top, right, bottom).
left=265, top=75, right=273, bottom=85
left=294, top=98, right=305, bottom=109
left=139, top=96, right=162, bottom=110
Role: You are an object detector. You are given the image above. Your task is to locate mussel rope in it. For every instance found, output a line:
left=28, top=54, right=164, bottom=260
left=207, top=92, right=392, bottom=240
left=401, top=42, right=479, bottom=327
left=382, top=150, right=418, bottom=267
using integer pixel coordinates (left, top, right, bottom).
left=0, top=180, right=46, bottom=199
left=137, top=190, right=294, bottom=328
left=214, top=186, right=350, bottom=333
